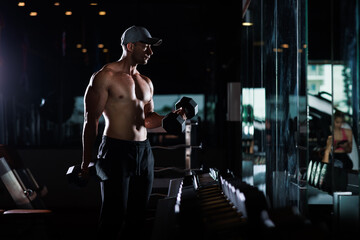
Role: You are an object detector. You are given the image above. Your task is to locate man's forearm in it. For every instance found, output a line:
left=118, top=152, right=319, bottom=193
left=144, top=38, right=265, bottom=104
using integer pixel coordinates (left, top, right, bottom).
left=145, top=112, right=164, bottom=129
left=82, top=122, right=98, bottom=170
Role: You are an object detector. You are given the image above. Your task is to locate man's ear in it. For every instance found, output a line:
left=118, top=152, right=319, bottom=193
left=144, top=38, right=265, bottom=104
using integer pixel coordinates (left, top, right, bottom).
left=126, top=42, right=134, bottom=52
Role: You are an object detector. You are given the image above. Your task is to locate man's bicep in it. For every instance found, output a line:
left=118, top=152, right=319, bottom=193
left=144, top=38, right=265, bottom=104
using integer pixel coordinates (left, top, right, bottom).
left=84, top=84, right=107, bottom=121
left=144, top=99, right=155, bottom=116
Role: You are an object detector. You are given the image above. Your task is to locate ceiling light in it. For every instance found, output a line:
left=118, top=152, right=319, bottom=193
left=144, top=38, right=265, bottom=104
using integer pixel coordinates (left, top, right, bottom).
left=18, top=2, right=25, bottom=7
left=29, top=12, right=38, bottom=16
left=242, top=22, right=253, bottom=26
left=98, top=44, right=104, bottom=48
left=65, top=11, right=72, bottom=16
left=99, top=11, right=106, bottom=16
left=273, top=48, right=283, bottom=53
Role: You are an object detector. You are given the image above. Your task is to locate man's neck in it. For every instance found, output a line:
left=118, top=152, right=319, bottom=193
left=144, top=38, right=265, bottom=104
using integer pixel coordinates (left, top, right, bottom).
left=118, top=56, right=138, bottom=75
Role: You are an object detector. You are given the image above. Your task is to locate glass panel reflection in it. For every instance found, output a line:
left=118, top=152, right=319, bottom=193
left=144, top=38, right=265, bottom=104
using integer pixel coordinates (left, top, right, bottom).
left=242, top=88, right=266, bottom=193
left=306, top=0, right=359, bottom=232
left=241, top=0, right=307, bottom=210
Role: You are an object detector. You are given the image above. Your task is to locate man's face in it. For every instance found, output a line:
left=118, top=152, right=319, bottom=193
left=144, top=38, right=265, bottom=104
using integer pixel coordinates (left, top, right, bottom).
left=133, top=42, right=153, bottom=64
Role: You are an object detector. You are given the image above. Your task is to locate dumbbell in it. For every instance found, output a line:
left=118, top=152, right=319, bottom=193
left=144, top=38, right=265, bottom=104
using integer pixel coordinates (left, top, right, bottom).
left=313, top=161, right=322, bottom=188
left=309, top=161, right=318, bottom=186
left=162, top=97, right=198, bottom=134
left=306, top=160, right=313, bottom=183
left=66, top=162, right=96, bottom=188
left=175, top=97, right=198, bottom=119
left=318, top=162, right=329, bottom=190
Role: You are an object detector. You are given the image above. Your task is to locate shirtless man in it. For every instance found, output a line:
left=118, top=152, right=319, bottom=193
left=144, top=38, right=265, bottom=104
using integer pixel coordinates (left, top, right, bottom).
left=81, top=26, right=181, bottom=239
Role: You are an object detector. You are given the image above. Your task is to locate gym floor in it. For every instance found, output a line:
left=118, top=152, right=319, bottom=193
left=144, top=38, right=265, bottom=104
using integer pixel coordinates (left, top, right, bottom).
left=0, top=166, right=173, bottom=240
left=0, top=147, right=218, bottom=240
left=0, top=190, right=164, bottom=240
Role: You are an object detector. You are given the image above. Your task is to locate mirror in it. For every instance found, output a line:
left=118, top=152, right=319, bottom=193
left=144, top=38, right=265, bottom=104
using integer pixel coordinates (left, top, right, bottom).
left=240, top=1, right=267, bottom=195
left=306, top=0, right=359, bottom=232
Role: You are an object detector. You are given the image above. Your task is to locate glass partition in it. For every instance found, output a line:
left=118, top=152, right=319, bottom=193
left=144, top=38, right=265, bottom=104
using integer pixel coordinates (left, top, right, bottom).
left=242, top=1, right=360, bottom=231
left=306, top=0, right=359, bottom=233
left=241, top=0, right=308, bottom=210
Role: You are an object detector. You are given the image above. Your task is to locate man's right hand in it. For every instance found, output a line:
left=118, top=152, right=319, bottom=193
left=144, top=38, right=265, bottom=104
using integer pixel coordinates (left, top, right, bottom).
left=80, top=162, right=90, bottom=178
left=173, top=107, right=187, bottom=120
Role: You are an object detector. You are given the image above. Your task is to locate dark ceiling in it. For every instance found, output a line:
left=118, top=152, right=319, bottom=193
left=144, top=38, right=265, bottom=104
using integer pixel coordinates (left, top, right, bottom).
left=0, top=0, right=242, bottom=101
left=0, top=0, right=345, bottom=103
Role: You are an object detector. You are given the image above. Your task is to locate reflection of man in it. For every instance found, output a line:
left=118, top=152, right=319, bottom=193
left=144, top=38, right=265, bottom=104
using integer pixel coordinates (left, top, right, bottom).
left=322, top=110, right=353, bottom=170
left=81, top=26, right=166, bottom=239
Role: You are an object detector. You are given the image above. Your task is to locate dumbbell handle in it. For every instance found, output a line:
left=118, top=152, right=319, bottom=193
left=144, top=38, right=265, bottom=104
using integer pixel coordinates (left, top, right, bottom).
left=66, top=162, right=96, bottom=188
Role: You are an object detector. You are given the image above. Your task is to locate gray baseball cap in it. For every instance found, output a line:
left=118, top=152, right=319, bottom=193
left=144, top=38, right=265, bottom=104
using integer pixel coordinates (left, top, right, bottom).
left=121, top=26, right=162, bottom=46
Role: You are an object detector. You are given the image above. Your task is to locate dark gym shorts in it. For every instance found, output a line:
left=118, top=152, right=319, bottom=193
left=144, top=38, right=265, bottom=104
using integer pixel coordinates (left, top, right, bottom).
left=95, top=136, right=154, bottom=181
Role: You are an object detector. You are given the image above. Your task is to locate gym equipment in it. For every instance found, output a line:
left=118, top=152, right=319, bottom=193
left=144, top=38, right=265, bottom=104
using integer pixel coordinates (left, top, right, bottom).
left=162, top=112, right=185, bottom=134
left=0, top=145, right=49, bottom=209
left=66, top=162, right=97, bottom=188
left=153, top=168, right=316, bottom=240
left=306, top=160, right=313, bottom=183
left=313, top=162, right=322, bottom=188
left=309, top=161, right=318, bottom=186
left=1, top=157, right=38, bottom=209
left=318, top=163, right=329, bottom=190
left=317, top=161, right=348, bottom=193
left=175, top=97, right=198, bottom=120
left=162, top=97, right=198, bottom=134
left=173, top=172, right=245, bottom=239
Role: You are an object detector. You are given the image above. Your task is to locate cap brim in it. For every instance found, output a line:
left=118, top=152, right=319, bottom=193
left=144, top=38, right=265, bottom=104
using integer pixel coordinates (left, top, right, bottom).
left=143, top=37, right=162, bottom=46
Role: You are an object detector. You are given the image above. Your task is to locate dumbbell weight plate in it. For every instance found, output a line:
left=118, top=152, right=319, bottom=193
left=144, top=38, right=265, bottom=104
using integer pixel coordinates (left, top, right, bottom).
left=318, top=162, right=328, bottom=190
left=313, top=162, right=322, bottom=188
left=162, top=112, right=185, bottom=134
left=175, top=97, right=198, bottom=119
left=310, top=161, right=318, bottom=186
left=306, top=160, right=313, bottom=183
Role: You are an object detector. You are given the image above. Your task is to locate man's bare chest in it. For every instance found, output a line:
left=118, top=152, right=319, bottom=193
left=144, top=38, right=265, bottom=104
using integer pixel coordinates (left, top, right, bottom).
left=109, top=76, right=151, bottom=102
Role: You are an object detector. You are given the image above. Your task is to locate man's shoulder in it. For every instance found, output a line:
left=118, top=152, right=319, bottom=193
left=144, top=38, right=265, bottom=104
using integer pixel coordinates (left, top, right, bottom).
left=89, top=66, right=114, bottom=88
left=96, top=63, right=118, bottom=76
left=93, top=63, right=123, bottom=81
